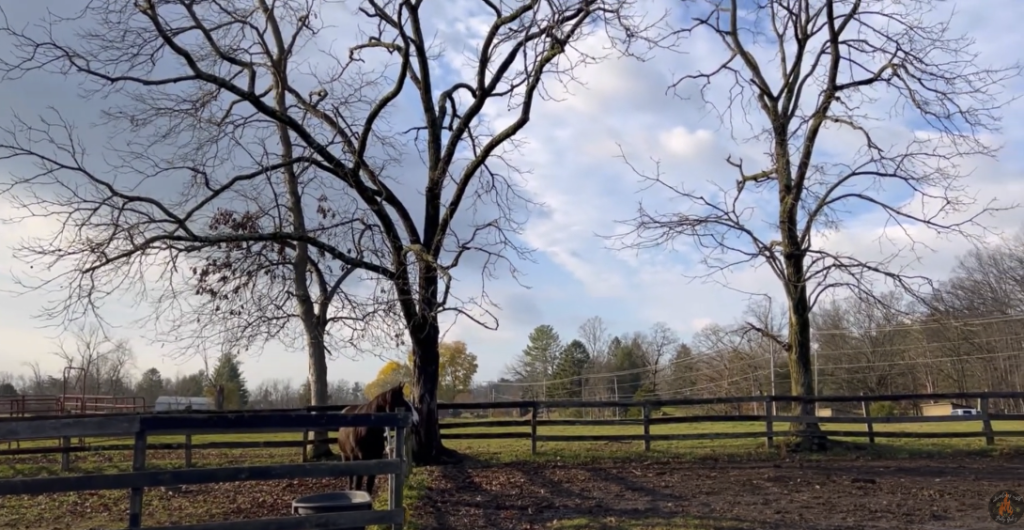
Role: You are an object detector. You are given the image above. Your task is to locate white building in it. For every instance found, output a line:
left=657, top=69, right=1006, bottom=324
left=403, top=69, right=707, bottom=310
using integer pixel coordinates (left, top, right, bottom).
left=154, top=396, right=213, bottom=412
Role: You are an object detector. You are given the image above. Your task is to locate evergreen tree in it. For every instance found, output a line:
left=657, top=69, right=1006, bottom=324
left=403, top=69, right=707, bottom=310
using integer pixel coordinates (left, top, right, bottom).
left=665, top=343, right=696, bottom=394
left=135, top=368, right=165, bottom=405
left=520, top=325, right=562, bottom=391
left=173, top=371, right=207, bottom=397
left=206, top=352, right=250, bottom=409
left=609, top=336, right=644, bottom=400
left=551, top=340, right=590, bottom=399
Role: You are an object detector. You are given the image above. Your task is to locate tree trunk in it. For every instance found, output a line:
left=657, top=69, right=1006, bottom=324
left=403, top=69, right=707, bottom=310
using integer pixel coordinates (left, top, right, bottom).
left=266, top=51, right=333, bottom=461
left=409, top=316, right=451, bottom=465
left=784, top=251, right=827, bottom=451
left=305, top=328, right=333, bottom=460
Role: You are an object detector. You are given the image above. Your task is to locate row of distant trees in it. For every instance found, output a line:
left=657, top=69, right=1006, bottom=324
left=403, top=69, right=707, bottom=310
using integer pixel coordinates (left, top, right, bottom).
left=0, top=327, right=364, bottom=410
left=491, top=234, right=1024, bottom=414
left=6, top=229, right=1024, bottom=415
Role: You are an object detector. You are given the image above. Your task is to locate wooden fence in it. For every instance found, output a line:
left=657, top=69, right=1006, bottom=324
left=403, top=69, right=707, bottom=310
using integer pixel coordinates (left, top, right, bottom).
left=4, top=390, right=1024, bottom=466
left=440, top=390, right=1024, bottom=453
left=0, top=411, right=413, bottom=530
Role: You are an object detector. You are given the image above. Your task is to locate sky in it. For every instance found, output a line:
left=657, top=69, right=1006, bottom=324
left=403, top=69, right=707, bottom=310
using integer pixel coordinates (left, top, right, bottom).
left=2, top=0, right=1024, bottom=390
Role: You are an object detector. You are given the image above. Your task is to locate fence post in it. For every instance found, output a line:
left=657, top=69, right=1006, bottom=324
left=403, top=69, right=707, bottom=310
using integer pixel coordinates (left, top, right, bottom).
left=764, top=396, right=774, bottom=449
left=183, top=406, right=193, bottom=468
left=860, top=392, right=875, bottom=444
left=60, top=436, right=70, bottom=472
left=184, top=434, right=193, bottom=468
left=300, top=430, right=309, bottom=462
left=642, top=403, right=651, bottom=452
left=390, top=422, right=406, bottom=530
left=128, top=429, right=148, bottom=529
left=980, top=397, right=994, bottom=446
left=530, top=404, right=538, bottom=455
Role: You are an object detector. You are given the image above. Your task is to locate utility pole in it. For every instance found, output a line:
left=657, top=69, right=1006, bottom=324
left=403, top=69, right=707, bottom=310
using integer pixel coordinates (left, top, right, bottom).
left=814, top=346, right=819, bottom=396
left=614, top=379, right=620, bottom=419
left=813, top=342, right=820, bottom=415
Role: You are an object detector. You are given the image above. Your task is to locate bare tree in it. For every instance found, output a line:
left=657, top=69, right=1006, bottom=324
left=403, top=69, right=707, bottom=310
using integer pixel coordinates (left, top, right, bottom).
left=611, top=0, right=1020, bottom=449
left=642, top=321, right=678, bottom=393
left=20, top=362, right=53, bottom=395
left=813, top=292, right=914, bottom=395
left=578, top=316, right=612, bottom=360
left=0, top=0, right=658, bottom=463
left=53, top=326, right=135, bottom=405
left=689, top=323, right=762, bottom=413
left=939, top=231, right=1024, bottom=316
left=577, top=315, right=612, bottom=403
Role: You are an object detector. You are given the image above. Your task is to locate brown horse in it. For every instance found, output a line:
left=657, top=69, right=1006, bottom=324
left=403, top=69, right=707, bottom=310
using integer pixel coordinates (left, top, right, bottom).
left=337, top=381, right=419, bottom=495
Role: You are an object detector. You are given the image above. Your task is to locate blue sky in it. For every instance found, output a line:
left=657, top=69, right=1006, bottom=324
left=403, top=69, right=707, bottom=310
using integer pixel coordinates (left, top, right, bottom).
left=2, top=0, right=1024, bottom=389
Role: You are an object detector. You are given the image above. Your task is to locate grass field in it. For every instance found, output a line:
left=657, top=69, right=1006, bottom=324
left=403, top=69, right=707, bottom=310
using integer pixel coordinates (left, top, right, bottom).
left=3, top=418, right=1023, bottom=529
left=4, top=417, right=1021, bottom=475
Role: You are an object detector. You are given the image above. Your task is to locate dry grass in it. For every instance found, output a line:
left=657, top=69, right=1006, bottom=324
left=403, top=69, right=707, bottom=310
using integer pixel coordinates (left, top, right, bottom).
left=2, top=416, right=1021, bottom=530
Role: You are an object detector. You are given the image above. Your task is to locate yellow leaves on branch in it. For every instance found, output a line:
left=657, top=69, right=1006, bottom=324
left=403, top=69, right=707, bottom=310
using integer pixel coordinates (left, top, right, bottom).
left=364, top=360, right=412, bottom=400
left=436, top=341, right=479, bottom=402
left=364, top=340, right=479, bottom=402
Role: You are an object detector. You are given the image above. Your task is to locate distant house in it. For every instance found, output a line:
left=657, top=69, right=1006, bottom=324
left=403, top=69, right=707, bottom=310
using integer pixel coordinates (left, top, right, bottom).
left=919, top=402, right=975, bottom=416
left=154, top=396, right=212, bottom=412
left=816, top=404, right=862, bottom=417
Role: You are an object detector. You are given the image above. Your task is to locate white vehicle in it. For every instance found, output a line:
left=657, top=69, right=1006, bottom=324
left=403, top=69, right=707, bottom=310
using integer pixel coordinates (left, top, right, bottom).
left=950, top=408, right=979, bottom=416
left=154, top=396, right=212, bottom=412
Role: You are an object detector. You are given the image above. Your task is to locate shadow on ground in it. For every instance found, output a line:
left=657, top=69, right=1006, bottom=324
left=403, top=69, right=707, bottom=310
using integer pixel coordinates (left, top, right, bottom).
left=411, top=455, right=1024, bottom=530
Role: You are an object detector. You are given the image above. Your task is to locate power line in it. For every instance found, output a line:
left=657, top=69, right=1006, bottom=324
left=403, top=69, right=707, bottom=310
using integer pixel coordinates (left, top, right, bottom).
left=479, top=330, right=1024, bottom=392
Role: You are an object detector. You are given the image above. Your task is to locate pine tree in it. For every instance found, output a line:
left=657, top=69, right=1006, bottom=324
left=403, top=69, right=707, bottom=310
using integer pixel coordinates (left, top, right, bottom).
left=206, top=352, right=250, bottom=409
left=551, top=340, right=590, bottom=399
left=521, top=325, right=562, bottom=393
left=174, top=371, right=206, bottom=397
left=135, top=368, right=165, bottom=405
left=609, top=336, right=644, bottom=402
left=665, top=343, right=695, bottom=394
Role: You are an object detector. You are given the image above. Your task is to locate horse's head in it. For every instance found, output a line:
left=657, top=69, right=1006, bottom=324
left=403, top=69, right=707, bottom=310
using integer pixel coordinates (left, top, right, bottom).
left=381, top=381, right=420, bottom=425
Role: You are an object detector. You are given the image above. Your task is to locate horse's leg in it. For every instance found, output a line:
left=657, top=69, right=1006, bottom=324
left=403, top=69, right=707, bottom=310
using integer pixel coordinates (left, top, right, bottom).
left=343, top=455, right=353, bottom=491
left=341, top=451, right=357, bottom=491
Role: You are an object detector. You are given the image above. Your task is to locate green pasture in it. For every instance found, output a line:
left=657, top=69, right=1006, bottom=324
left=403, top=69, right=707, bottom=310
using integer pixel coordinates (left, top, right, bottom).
left=439, top=416, right=1024, bottom=461
left=5, top=416, right=1024, bottom=472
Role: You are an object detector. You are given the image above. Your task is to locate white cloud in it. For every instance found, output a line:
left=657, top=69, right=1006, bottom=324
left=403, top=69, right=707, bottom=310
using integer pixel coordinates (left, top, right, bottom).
left=2, top=0, right=1024, bottom=392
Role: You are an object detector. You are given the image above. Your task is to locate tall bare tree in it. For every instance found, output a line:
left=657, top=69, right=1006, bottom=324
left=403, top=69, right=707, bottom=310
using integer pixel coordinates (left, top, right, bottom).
left=612, top=0, right=1019, bottom=449
left=578, top=316, right=612, bottom=361
left=642, top=321, right=678, bottom=393
left=813, top=292, right=915, bottom=395
left=0, top=0, right=656, bottom=463
left=53, top=326, right=136, bottom=403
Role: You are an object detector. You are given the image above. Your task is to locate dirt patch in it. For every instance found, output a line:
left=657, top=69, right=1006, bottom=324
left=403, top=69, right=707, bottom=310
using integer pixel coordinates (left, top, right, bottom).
left=413, top=456, right=1024, bottom=529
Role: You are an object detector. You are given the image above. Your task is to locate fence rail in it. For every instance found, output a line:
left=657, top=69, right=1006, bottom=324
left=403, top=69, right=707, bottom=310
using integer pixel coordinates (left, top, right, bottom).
left=4, top=390, right=1023, bottom=464
left=0, top=411, right=412, bottom=530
